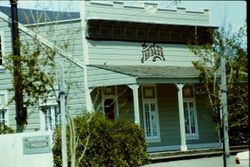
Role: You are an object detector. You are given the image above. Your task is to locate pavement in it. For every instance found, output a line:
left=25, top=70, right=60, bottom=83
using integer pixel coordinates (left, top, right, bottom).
left=143, top=146, right=248, bottom=167
left=143, top=155, right=237, bottom=167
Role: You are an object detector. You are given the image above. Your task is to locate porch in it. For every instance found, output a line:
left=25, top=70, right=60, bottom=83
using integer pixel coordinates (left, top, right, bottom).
left=86, top=65, right=220, bottom=152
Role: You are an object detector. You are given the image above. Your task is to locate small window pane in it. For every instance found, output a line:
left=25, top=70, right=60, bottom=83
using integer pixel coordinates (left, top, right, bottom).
left=145, top=111, right=151, bottom=137
left=145, top=103, right=149, bottom=112
left=0, top=109, right=5, bottom=124
left=150, top=103, right=155, bottom=111
left=54, top=106, right=61, bottom=127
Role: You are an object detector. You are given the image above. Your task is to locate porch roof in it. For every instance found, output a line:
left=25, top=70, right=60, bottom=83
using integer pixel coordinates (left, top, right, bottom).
left=92, top=65, right=199, bottom=78
left=88, top=65, right=201, bottom=87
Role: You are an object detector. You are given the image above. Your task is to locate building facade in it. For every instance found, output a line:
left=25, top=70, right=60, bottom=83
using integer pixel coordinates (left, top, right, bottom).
left=0, top=1, right=220, bottom=152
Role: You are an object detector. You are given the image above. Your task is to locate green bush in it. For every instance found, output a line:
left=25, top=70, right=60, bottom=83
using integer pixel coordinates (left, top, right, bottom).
left=53, top=113, right=149, bottom=167
left=0, top=124, right=14, bottom=134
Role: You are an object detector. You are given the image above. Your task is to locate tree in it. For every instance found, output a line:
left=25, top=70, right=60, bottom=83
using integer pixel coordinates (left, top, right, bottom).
left=190, top=25, right=248, bottom=146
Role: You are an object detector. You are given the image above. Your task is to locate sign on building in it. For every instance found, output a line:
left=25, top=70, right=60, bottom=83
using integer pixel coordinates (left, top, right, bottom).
left=141, top=43, right=165, bottom=63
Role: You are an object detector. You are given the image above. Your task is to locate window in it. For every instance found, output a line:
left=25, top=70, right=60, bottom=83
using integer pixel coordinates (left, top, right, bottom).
left=40, top=98, right=60, bottom=131
left=144, top=102, right=158, bottom=137
left=183, top=85, right=199, bottom=139
left=0, top=31, right=4, bottom=66
left=0, top=91, right=8, bottom=125
left=183, top=99, right=199, bottom=140
left=142, top=85, right=160, bottom=142
left=102, top=86, right=118, bottom=120
left=42, top=105, right=60, bottom=131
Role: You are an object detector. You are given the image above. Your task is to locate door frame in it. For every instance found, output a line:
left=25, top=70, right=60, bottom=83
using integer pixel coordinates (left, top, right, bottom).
left=101, top=86, right=119, bottom=119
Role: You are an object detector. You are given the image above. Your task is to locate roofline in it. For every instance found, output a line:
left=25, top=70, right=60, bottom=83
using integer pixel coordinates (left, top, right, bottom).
left=25, top=18, right=81, bottom=27
left=0, top=11, right=10, bottom=23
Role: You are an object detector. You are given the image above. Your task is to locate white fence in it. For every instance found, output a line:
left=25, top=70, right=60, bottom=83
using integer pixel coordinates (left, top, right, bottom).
left=0, top=131, right=53, bottom=167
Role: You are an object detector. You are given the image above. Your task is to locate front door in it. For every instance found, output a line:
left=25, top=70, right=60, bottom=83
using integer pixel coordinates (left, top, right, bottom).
left=104, top=99, right=115, bottom=120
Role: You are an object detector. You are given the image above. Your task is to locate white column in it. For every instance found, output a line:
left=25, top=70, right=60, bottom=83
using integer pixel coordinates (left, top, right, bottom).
left=175, top=83, right=187, bottom=151
left=128, top=84, right=140, bottom=126
left=80, top=1, right=92, bottom=112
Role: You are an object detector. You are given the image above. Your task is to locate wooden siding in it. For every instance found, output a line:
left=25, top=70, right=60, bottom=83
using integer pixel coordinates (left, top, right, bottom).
left=23, top=20, right=86, bottom=130
left=86, top=1, right=210, bottom=67
left=154, top=84, right=181, bottom=147
left=192, top=93, right=219, bottom=144
left=86, top=1, right=210, bottom=26
left=0, top=17, right=86, bottom=131
left=0, top=17, right=17, bottom=130
left=88, top=40, right=199, bottom=66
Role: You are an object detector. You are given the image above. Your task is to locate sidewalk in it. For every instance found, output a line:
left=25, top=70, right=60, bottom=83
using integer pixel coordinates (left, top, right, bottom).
left=143, top=155, right=236, bottom=167
left=148, top=146, right=248, bottom=163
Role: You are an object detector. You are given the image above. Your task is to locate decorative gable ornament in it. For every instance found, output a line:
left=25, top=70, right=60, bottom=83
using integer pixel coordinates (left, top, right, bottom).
left=141, top=43, right=165, bottom=63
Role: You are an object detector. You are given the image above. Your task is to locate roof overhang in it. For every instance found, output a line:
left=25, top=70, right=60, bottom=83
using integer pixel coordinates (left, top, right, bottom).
left=86, top=19, right=218, bottom=45
left=87, top=65, right=201, bottom=88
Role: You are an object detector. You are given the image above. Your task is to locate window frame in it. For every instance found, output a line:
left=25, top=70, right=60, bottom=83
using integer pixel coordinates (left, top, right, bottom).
left=142, top=85, right=161, bottom=143
left=0, top=90, right=8, bottom=126
left=101, top=86, right=119, bottom=119
left=183, top=97, right=199, bottom=140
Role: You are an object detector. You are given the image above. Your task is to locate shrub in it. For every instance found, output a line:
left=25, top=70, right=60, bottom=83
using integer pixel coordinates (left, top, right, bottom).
left=53, top=113, right=149, bottom=167
left=0, top=124, right=14, bottom=134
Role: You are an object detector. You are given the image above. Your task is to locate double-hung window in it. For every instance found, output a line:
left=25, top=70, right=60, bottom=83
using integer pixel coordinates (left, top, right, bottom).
left=183, top=86, right=199, bottom=140
left=142, top=85, right=160, bottom=142
left=43, top=105, right=60, bottom=130
left=40, top=98, right=60, bottom=131
left=0, top=91, right=8, bottom=126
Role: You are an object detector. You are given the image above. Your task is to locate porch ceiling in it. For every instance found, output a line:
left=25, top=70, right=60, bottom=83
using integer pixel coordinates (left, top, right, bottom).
left=88, top=65, right=201, bottom=87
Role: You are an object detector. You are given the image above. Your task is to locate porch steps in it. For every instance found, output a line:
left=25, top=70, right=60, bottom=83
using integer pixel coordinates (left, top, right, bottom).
left=149, top=146, right=249, bottom=163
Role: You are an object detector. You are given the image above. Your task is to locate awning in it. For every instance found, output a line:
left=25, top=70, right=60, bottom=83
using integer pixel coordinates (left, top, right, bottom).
left=87, top=65, right=201, bottom=88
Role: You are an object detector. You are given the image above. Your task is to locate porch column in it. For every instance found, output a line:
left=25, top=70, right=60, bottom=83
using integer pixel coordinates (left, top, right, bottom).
left=128, top=84, right=140, bottom=126
left=175, top=83, right=187, bottom=151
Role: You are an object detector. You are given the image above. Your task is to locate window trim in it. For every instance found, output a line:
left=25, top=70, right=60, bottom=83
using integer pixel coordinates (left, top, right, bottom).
left=0, top=30, right=5, bottom=68
left=183, top=97, right=199, bottom=140
left=142, top=85, right=161, bottom=143
left=0, top=90, right=8, bottom=126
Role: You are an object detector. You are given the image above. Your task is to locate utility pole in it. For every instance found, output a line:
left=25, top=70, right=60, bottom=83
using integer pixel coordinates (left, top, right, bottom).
left=59, top=63, right=68, bottom=167
left=221, top=56, right=230, bottom=167
left=10, top=0, right=26, bottom=132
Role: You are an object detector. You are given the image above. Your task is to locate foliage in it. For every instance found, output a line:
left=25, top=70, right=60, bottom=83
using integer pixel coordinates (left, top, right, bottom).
left=190, top=25, right=248, bottom=145
left=0, top=123, right=14, bottom=134
left=53, top=113, right=149, bottom=167
left=4, top=38, right=57, bottom=108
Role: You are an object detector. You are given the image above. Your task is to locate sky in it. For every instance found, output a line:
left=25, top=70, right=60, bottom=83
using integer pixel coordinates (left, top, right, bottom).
left=0, top=0, right=247, bottom=33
